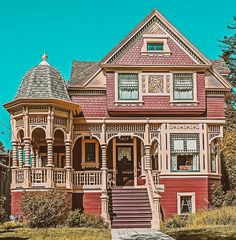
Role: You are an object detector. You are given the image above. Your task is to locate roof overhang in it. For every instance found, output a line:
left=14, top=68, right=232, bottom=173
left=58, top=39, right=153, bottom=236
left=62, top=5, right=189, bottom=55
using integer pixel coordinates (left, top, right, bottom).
left=4, top=98, right=81, bottom=115
left=101, top=63, right=211, bottom=71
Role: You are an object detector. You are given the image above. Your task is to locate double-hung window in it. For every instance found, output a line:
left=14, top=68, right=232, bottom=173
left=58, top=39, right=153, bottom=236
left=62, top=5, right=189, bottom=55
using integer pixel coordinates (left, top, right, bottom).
left=173, top=73, right=194, bottom=100
left=171, top=134, right=200, bottom=172
left=118, top=73, right=139, bottom=101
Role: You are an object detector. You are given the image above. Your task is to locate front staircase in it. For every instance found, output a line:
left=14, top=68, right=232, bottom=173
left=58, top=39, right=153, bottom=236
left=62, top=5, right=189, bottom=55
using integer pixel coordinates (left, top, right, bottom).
left=109, top=188, right=152, bottom=228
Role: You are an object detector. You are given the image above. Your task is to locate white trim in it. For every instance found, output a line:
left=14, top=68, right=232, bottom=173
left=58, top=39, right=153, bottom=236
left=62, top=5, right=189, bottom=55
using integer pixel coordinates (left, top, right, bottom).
left=81, top=139, right=100, bottom=169
left=177, top=192, right=196, bottom=215
left=114, top=72, right=143, bottom=103
left=170, top=72, right=197, bottom=103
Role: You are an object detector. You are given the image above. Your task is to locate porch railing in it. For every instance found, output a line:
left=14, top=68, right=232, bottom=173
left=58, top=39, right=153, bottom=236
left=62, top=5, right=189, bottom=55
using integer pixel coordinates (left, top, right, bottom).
left=152, top=170, right=161, bottom=185
left=54, top=168, right=66, bottom=187
left=73, top=171, right=102, bottom=188
left=31, top=168, right=47, bottom=187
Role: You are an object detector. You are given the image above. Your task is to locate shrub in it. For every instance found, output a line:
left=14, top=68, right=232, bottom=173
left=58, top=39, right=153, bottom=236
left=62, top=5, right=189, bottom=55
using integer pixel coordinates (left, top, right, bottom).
left=66, top=209, right=107, bottom=228
left=0, top=196, right=7, bottom=223
left=211, top=183, right=236, bottom=208
left=66, top=209, right=81, bottom=227
left=20, top=190, right=70, bottom=228
left=162, top=206, right=236, bottom=230
left=162, top=214, right=193, bottom=229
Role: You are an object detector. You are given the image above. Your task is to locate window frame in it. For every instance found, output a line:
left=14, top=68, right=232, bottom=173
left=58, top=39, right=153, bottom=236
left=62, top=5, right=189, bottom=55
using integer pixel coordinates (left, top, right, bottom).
left=177, top=192, right=196, bottom=215
left=115, top=72, right=143, bottom=104
left=81, top=139, right=99, bottom=169
left=170, top=72, right=198, bottom=103
left=170, top=134, right=200, bottom=172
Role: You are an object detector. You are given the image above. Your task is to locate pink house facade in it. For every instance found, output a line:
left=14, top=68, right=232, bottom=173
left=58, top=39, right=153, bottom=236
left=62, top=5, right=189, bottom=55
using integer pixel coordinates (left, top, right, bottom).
left=4, top=10, right=230, bottom=229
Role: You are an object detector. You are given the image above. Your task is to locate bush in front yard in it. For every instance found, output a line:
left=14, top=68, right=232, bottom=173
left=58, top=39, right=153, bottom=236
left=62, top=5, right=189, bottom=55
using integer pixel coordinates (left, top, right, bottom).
left=66, top=209, right=107, bottom=228
left=162, top=214, right=194, bottom=229
left=0, top=196, right=7, bottom=223
left=20, top=190, right=70, bottom=228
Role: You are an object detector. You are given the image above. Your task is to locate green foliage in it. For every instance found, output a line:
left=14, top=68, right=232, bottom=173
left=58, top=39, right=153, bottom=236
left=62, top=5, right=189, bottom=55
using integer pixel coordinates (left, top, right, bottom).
left=66, top=209, right=81, bottom=227
left=162, top=206, right=236, bottom=232
left=1, top=221, right=25, bottom=230
left=66, top=209, right=107, bottom=228
left=0, top=196, right=7, bottom=223
left=20, top=190, right=70, bottom=228
left=162, top=214, right=193, bottom=229
left=219, top=131, right=236, bottom=190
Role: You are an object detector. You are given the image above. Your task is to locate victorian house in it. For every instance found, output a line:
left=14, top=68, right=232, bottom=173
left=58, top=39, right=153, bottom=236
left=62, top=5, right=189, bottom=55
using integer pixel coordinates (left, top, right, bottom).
left=4, top=9, right=230, bottom=229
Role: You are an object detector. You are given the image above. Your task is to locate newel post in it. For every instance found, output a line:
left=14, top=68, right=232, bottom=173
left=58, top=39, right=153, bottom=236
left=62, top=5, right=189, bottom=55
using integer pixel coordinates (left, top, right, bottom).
left=151, top=192, right=161, bottom=230
left=100, top=143, right=110, bottom=223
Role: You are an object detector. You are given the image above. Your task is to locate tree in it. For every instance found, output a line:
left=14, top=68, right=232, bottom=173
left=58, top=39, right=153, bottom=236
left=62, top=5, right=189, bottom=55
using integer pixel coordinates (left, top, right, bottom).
left=0, top=141, right=5, bottom=152
left=220, top=17, right=236, bottom=131
left=219, top=17, right=236, bottom=191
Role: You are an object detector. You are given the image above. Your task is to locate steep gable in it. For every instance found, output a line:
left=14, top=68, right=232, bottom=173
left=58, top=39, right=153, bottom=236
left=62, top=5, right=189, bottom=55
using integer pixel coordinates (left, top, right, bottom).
left=101, top=10, right=211, bottom=65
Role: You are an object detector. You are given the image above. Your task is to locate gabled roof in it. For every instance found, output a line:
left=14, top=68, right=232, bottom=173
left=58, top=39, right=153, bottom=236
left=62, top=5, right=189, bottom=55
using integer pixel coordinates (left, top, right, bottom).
left=100, top=9, right=211, bottom=65
left=211, top=60, right=230, bottom=76
left=68, top=61, right=99, bottom=86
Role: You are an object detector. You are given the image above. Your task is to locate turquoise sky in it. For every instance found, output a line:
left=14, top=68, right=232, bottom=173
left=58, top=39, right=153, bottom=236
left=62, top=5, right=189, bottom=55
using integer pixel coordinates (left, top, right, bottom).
left=0, top=0, right=235, bottom=149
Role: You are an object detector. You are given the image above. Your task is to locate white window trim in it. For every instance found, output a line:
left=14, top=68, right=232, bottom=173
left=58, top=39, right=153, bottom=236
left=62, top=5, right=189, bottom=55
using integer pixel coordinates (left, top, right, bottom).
left=114, top=72, right=143, bottom=104
left=177, top=192, right=196, bottom=215
left=170, top=72, right=198, bottom=104
left=141, top=73, right=171, bottom=96
left=141, top=34, right=171, bottom=55
left=81, top=139, right=100, bottom=169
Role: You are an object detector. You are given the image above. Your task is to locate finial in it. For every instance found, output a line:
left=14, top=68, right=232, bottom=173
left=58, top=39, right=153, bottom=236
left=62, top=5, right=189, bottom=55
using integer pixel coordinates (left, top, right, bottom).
left=42, top=51, right=48, bottom=61
left=39, top=51, right=50, bottom=66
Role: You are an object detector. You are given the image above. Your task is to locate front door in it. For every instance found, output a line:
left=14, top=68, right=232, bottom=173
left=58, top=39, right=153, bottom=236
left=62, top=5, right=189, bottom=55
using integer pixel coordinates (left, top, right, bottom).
left=116, top=146, right=134, bottom=186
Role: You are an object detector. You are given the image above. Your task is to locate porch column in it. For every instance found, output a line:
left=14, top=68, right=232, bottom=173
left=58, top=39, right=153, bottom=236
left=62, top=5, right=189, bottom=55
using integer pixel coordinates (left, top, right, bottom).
left=46, top=138, right=54, bottom=188
left=65, top=140, right=73, bottom=189
left=23, top=138, right=31, bottom=188
left=12, top=141, right=18, bottom=168
left=18, top=143, right=23, bottom=168
left=145, top=145, right=151, bottom=170
left=100, top=144, right=110, bottom=223
left=11, top=141, right=18, bottom=188
left=24, top=138, right=31, bottom=167
left=31, top=146, right=36, bottom=168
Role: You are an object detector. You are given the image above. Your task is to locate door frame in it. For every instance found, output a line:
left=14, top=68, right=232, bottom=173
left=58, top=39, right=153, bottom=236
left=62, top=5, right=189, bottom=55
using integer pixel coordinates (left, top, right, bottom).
left=112, top=137, right=138, bottom=187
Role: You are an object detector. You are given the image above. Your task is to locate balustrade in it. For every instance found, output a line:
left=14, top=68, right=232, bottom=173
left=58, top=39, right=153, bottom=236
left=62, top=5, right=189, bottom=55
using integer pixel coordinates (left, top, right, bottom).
left=73, top=171, right=102, bottom=188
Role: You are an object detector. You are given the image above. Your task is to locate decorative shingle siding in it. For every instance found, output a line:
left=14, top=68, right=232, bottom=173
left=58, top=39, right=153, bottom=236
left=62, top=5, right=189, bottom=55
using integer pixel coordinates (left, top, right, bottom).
left=206, top=96, right=225, bottom=118
left=115, top=37, right=196, bottom=65
left=71, top=95, right=108, bottom=117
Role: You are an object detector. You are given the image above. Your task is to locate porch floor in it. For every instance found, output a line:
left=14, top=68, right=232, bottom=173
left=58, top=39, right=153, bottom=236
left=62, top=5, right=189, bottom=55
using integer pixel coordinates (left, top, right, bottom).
left=111, top=228, right=175, bottom=240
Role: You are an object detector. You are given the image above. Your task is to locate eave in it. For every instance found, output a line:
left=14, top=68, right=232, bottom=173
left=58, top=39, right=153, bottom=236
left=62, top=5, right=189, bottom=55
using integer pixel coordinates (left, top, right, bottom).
left=101, top=63, right=211, bottom=71
left=4, top=98, right=81, bottom=114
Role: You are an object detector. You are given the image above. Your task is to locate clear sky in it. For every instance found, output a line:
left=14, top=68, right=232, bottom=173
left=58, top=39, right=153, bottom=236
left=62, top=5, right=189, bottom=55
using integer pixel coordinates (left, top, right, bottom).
left=0, top=0, right=235, bottom=149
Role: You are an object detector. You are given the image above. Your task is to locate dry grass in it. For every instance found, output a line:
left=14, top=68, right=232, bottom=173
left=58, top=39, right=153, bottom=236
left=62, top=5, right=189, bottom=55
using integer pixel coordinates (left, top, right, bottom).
left=0, top=227, right=111, bottom=240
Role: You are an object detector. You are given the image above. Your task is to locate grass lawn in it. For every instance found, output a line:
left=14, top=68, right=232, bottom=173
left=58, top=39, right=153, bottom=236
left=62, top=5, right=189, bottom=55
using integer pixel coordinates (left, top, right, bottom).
left=165, top=225, right=236, bottom=240
left=0, top=227, right=111, bottom=240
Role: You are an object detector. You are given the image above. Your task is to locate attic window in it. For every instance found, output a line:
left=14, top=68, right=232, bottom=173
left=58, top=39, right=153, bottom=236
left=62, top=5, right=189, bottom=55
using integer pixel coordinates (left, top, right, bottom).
left=147, top=42, right=164, bottom=51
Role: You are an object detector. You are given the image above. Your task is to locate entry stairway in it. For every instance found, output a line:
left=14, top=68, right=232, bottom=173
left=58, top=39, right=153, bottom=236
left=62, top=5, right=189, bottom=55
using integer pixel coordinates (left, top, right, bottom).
left=109, top=188, right=152, bottom=228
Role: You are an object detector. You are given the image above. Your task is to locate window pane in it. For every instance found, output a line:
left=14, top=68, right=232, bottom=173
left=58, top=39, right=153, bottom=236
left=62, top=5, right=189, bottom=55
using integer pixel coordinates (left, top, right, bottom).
left=173, top=139, right=184, bottom=151
left=118, top=73, right=139, bottom=100
left=85, top=143, right=96, bottom=162
left=147, top=42, right=164, bottom=51
left=187, top=139, right=197, bottom=151
left=180, top=196, right=192, bottom=214
left=173, top=73, right=193, bottom=100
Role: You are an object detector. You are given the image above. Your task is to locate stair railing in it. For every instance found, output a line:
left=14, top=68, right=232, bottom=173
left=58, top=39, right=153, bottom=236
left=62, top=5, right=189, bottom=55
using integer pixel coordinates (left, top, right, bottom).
left=146, top=169, right=161, bottom=230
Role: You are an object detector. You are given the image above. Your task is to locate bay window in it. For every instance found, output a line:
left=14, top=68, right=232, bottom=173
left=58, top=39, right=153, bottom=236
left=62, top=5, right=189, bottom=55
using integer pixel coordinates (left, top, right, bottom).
left=171, top=134, right=200, bottom=172
left=173, top=73, right=194, bottom=100
left=118, top=73, right=139, bottom=100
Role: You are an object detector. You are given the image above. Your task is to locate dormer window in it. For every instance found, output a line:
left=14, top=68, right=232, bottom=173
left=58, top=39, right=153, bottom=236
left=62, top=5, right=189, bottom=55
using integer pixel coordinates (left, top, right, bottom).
left=147, top=42, right=164, bottom=51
